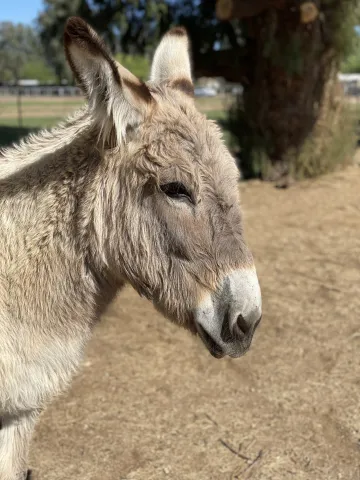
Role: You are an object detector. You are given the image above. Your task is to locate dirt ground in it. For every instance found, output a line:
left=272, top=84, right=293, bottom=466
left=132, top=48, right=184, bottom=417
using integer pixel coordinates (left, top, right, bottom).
left=30, top=166, right=360, bottom=480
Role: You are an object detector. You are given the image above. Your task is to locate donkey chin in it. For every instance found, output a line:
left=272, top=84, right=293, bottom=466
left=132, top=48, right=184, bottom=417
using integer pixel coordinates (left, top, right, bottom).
left=194, top=268, right=262, bottom=359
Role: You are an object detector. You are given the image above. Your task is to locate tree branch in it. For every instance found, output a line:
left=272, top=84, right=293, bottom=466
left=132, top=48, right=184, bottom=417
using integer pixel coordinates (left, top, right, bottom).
left=216, top=0, right=286, bottom=21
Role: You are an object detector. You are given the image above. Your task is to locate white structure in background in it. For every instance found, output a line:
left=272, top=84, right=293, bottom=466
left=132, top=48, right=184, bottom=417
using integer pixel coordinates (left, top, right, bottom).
left=194, top=86, right=218, bottom=97
left=338, top=73, right=360, bottom=96
left=17, top=79, right=40, bottom=87
left=194, top=76, right=243, bottom=97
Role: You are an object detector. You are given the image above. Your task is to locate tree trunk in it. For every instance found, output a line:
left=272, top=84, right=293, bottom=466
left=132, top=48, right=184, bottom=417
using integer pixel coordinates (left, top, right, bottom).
left=245, top=4, right=338, bottom=179
left=216, top=0, right=351, bottom=180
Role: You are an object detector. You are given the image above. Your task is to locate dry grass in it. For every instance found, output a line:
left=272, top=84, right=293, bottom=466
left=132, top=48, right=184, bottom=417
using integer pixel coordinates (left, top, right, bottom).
left=290, top=104, right=360, bottom=179
left=0, top=96, right=84, bottom=121
left=29, top=166, right=360, bottom=480
left=0, top=95, right=229, bottom=148
left=0, top=95, right=228, bottom=121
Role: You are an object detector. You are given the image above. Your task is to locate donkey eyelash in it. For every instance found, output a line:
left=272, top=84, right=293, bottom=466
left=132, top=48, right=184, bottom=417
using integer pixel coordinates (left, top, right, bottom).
left=160, top=182, right=194, bottom=203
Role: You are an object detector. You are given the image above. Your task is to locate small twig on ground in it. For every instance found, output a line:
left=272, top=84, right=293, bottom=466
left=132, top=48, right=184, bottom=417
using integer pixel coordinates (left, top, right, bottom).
left=219, top=438, right=252, bottom=462
left=241, top=449, right=264, bottom=474
left=204, top=413, right=219, bottom=427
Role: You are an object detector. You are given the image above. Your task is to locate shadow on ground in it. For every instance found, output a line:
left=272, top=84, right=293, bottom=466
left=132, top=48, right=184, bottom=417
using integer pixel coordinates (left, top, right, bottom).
left=0, top=126, right=38, bottom=149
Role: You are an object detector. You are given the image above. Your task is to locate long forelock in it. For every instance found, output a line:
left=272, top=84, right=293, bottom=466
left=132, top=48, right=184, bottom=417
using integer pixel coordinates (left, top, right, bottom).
left=136, top=89, right=230, bottom=177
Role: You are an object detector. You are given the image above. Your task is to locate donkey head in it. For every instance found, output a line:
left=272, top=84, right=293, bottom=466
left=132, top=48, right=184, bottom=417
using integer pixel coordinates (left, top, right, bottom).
left=64, top=18, right=262, bottom=359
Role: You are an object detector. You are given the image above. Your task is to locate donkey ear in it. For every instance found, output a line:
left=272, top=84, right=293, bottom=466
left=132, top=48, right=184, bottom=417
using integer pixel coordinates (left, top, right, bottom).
left=64, top=17, right=153, bottom=143
left=150, top=27, right=194, bottom=97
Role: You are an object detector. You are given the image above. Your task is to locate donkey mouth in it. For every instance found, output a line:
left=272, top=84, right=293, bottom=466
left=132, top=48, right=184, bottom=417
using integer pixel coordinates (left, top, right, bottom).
left=196, top=324, right=225, bottom=359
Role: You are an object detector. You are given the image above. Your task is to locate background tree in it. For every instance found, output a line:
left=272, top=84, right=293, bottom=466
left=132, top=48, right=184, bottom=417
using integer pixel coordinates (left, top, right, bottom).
left=166, top=0, right=360, bottom=180
left=37, top=0, right=170, bottom=82
left=214, top=0, right=360, bottom=180
left=342, top=31, right=360, bottom=72
left=0, top=22, right=42, bottom=126
left=38, top=0, right=90, bottom=83
left=36, top=0, right=360, bottom=180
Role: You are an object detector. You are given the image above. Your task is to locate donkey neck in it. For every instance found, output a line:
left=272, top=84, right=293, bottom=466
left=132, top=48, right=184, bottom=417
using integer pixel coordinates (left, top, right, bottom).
left=0, top=108, right=93, bottom=180
left=0, top=109, right=124, bottom=327
left=0, top=110, right=100, bottom=248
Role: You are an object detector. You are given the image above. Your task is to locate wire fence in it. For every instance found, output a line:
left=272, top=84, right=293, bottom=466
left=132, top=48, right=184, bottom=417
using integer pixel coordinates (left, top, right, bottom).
left=0, top=86, right=82, bottom=96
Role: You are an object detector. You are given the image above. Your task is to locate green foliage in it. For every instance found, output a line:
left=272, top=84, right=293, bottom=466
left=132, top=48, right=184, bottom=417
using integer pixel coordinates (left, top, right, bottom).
left=341, top=31, right=360, bottom=72
left=0, top=22, right=58, bottom=83
left=37, top=0, right=171, bottom=82
left=37, top=0, right=82, bottom=82
left=0, top=22, right=42, bottom=82
left=21, top=60, right=56, bottom=83
left=115, top=54, right=150, bottom=80
left=260, top=2, right=360, bottom=76
left=323, top=0, right=360, bottom=59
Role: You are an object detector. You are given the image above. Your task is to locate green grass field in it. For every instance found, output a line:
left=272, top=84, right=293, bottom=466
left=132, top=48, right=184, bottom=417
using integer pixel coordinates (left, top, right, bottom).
left=0, top=117, right=64, bottom=128
left=0, top=95, right=230, bottom=149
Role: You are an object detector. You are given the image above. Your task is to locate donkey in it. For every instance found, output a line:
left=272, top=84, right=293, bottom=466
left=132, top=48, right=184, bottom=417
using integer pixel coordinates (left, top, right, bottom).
left=0, top=17, right=262, bottom=479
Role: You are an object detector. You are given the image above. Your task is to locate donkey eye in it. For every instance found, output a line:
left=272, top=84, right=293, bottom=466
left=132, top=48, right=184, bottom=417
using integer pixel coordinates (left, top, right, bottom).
left=160, top=182, right=193, bottom=202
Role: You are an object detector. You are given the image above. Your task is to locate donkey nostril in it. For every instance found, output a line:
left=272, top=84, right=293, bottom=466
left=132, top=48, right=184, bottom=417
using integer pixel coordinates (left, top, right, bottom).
left=222, top=310, right=262, bottom=343
left=236, top=314, right=251, bottom=335
left=220, top=307, right=233, bottom=343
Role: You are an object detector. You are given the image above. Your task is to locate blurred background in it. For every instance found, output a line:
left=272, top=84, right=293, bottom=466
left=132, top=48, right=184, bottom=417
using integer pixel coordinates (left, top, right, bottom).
left=1, top=2, right=360, bottom=480
left=2, top=0, right=360, bottom=182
